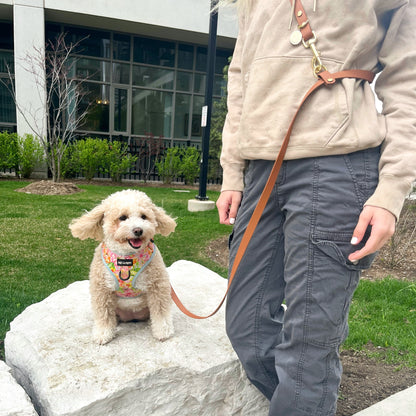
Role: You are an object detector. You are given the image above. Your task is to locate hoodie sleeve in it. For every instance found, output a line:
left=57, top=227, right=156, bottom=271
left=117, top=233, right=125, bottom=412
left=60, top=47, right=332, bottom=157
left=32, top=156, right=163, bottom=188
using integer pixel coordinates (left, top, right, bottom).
left=220, top=14, right=246, bottom=192
left=365, top=0, right=416, bottom=219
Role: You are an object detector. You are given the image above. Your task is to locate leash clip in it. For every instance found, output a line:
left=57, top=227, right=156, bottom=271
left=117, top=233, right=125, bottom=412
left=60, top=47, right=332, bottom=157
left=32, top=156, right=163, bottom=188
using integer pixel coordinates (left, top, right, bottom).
left=302, top=31, right=327, bottom=77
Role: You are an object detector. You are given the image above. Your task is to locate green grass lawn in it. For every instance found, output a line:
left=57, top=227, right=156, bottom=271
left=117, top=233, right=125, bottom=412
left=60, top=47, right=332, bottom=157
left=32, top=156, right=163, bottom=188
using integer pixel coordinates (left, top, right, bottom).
left=345, top=278, right=416, bottom=367
left=0, top=179, right=415, bottom=368
left=0, top=180, right=231, bottom=357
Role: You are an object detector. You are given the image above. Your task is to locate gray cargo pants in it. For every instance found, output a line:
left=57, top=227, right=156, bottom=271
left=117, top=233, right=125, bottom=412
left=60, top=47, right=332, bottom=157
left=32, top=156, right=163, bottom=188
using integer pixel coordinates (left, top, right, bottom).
left=226, top=147, right=380, bottom=416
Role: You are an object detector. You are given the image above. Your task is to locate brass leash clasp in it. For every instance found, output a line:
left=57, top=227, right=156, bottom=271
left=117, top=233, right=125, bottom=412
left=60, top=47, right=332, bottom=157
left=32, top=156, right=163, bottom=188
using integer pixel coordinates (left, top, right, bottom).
left=302, top=31, right=327, bottom=77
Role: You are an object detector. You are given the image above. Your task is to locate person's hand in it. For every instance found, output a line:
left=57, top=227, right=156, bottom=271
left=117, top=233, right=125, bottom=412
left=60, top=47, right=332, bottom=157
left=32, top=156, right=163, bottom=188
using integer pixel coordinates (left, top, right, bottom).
left=348, top=205, right=396, bottom=262
left=216, top=190, right=242, bottom=225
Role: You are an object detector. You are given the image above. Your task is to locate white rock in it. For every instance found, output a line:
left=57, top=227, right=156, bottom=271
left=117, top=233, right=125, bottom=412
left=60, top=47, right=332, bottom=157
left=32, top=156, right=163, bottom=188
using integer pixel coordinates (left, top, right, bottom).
left=5, top=260, right=268, bottom=416
left=0, top=360, right=38, bottom=416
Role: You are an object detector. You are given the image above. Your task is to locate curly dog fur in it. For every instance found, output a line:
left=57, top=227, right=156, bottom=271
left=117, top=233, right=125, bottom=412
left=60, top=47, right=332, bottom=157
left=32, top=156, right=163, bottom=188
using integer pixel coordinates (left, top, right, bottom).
left=69, top=189, right=176, bottom=344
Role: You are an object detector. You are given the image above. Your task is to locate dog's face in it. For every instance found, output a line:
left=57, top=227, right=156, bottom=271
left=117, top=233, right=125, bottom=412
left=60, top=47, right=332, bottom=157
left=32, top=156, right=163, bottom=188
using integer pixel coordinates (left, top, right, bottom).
left=69, top=190, right=176, bottom=254
left=102, top=192, right=163, bottom=253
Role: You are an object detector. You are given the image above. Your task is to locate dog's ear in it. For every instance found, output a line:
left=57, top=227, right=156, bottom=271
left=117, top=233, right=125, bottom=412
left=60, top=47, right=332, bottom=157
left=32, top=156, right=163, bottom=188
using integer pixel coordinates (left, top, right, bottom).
left=153, top=206, right=176, bottom=236
left=69, top=204, right=105, bottom=241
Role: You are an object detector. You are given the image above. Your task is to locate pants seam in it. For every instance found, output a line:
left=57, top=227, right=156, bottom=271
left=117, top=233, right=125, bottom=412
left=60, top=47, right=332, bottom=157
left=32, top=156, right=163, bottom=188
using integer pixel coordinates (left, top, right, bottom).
left=295, top=158, right=326, bottom=414
left=254, top=189, right=281, bottom=390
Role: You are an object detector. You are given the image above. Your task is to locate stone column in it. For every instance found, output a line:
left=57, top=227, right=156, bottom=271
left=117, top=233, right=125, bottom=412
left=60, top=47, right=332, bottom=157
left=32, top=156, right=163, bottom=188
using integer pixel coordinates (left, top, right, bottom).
left=13, top=0, right=47, bottom=178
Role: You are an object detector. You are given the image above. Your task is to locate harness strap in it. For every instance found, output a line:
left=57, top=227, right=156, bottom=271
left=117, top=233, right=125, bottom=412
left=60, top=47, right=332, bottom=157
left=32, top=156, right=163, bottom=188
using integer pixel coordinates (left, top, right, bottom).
left=171, top=69, right=375, bottom=319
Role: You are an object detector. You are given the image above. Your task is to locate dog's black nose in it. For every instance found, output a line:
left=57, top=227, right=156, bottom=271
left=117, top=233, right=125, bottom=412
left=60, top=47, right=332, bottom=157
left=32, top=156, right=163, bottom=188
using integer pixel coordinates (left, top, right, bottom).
left=133, top=228, right=143, bottom=237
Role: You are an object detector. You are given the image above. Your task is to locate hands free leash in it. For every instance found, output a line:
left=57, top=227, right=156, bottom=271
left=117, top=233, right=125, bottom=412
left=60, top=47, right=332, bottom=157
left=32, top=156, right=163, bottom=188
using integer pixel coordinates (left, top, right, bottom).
left=171, top=0, right=375, bottom=319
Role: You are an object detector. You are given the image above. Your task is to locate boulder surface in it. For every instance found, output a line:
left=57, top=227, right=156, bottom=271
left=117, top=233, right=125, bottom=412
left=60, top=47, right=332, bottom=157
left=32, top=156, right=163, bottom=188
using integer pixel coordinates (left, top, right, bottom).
left=5, top=260, right=268, bottom=416
left=0, top=360, right=38, bottom=416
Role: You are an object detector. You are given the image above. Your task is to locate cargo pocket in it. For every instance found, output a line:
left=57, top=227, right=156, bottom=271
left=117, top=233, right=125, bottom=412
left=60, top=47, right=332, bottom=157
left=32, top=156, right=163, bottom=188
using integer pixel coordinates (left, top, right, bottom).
left=306, top=227, right=376, bottom=347
left=312, top=226, right=377, bottom=272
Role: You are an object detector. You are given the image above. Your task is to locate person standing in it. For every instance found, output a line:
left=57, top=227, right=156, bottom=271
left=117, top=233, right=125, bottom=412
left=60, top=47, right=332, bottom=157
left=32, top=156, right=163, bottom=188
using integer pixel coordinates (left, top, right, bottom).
left=216, top=0, right=416, bottom=414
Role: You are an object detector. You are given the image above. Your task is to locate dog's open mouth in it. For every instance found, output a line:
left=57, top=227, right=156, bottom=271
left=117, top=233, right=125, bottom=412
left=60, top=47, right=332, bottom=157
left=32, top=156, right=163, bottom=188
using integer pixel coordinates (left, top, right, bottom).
left=128, top=238, right=142, bottom=249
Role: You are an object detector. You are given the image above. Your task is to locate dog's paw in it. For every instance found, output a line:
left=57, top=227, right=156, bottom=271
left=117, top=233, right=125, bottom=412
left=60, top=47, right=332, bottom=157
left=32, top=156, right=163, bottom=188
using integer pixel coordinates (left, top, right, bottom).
left=93, top=325, right=116, bottom=345
left=151, top=318, right=174, bottom=341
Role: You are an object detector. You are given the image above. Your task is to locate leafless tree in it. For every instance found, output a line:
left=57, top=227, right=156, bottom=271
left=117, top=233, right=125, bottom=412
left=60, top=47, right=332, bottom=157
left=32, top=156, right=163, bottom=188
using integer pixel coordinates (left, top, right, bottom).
left=141, top=133, right=165, bottom=182
left=5, top=33, right=89, bottom=182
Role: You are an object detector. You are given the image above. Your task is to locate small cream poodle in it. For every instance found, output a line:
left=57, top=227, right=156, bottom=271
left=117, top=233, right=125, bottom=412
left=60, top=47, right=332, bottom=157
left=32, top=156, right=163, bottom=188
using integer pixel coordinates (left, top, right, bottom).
left=69, top=189, right=176, bottom=345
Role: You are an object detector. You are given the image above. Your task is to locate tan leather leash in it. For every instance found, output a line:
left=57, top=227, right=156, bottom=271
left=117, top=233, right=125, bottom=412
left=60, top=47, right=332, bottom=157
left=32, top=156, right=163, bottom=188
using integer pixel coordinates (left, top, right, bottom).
left=170, top=1, right=375, bottom=320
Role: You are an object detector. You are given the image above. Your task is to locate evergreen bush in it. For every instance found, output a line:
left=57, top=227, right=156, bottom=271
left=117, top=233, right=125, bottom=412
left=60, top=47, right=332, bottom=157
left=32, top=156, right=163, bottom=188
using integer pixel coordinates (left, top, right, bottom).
left=107, top=140, right=138, bottom=183
left=61, top=142, right=79, bottom=179
left=18, top=134, right=44, bottom=178
left=72, top=137, right=108, bottom=180
left=0, top=131, right=19, bottom=172
left=180, top=147, right=200, bottom=185
left=155, top=147, right=182, bottom=184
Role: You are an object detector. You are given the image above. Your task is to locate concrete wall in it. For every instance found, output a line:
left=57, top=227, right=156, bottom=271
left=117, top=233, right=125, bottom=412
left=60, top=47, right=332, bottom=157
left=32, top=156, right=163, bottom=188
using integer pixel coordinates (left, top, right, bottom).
left=13, top=0, right=47, bottom=139
left=44, top=0, right=238, bottom=42
left=0, top=0, right=238, bottom=49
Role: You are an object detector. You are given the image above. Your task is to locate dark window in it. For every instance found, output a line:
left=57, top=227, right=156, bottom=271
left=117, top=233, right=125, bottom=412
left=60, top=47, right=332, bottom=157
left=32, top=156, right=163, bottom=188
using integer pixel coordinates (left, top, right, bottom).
left=133, top=37, right=175, bottom=67
left=0, top=21, right=14, bottom=125
left=194, top=73, right=205, bottom=95
left=45, top=23, right=61, bottom=49
left=195, top=47, right=207, bottom=72
left=191, top=95, right=204, bottom=139
left=215, top=49, right=231, bottom=75
left=65, top=27, right=110, bottom=58
left=43, top=24, right=233, bottom=144
left=112, top=62, right=130, bottom=84
left=194, top=73, right=225, bottom=96
left=0, top=80, right=16, bottom=123
left=178, top=44, right=194, bottom=70
left=114, top=88, right=128, bottom=132
left=79, top=82, right=110, bottom=132
left=113, top=34, right=131, bottom=61
left=71, top=58, right=110, bottom=82
left=196, top=47, right=230, bottom=74
left=174, top=93, right=191, bottom=138
left=132, top=89, right=172, bottom=136
left=132, top=65, right=174, bottom=90
left=214, top=74, right=226, bottom=96
left=0, top=22, right=13, bottom=50
left=176, top=71, right=192, bottom=92
left=0, top=51, right=14, bottom=73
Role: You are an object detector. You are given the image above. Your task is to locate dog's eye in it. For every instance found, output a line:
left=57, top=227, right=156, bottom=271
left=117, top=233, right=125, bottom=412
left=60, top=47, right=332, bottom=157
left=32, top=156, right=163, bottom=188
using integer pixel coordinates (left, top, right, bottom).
left=119, top=215, right=128, bottom=221
left=141, top=214, right=147, bottom=220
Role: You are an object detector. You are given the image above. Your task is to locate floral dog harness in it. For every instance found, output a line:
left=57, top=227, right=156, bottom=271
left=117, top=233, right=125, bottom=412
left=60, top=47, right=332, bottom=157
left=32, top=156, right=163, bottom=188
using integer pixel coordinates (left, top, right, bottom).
left=101, top=241, right=156, bottom=298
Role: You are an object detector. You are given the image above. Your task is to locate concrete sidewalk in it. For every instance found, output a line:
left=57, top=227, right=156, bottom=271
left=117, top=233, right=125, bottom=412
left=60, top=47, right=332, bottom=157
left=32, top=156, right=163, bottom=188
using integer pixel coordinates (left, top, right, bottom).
left=352, top=384, right=416, bottom=416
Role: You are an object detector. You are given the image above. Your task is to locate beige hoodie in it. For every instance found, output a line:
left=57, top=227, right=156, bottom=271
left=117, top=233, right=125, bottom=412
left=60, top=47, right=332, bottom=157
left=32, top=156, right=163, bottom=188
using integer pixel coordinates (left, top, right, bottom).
left=220, top=0, right=416, bottom=219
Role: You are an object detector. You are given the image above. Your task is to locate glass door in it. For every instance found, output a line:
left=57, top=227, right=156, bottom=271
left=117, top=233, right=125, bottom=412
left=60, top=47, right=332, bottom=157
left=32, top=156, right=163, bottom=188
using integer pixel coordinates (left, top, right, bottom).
left=111, top=86, right=130, bottom=135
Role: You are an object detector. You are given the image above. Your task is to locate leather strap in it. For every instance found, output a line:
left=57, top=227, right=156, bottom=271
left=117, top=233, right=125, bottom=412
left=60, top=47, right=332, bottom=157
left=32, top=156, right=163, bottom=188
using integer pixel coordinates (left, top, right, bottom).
left=290, top=0, right=314, bottom=42
left=171, top=68, right=375, bottom=319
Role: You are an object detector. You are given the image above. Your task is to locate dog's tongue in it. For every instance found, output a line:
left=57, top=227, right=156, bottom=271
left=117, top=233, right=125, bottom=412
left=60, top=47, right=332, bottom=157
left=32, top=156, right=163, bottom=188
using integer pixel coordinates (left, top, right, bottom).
left=128, top=238, right=142, bottom=249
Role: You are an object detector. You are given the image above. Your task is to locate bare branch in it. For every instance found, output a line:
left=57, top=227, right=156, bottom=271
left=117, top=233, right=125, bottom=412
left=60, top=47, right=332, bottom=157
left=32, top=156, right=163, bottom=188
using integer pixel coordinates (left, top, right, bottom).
left=6, top=32, right=91, bottom=181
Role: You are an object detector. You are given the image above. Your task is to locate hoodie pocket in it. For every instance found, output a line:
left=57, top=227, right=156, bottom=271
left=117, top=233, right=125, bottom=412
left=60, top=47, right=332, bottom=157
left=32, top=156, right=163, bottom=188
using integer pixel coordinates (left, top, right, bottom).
left=239, top=56, right=353, bottom=156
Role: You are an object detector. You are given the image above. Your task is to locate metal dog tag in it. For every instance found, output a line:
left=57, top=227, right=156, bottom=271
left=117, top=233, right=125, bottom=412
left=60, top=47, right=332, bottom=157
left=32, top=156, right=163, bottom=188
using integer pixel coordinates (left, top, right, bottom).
left=290, top=30, right=303, bottom=46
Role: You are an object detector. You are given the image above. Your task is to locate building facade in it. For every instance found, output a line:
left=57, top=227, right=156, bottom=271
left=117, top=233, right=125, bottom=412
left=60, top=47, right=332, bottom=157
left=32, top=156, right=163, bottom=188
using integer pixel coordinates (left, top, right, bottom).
left=0, top=0, right=237, bottom=158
